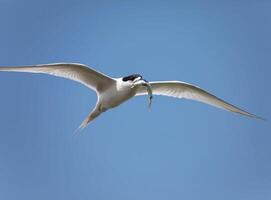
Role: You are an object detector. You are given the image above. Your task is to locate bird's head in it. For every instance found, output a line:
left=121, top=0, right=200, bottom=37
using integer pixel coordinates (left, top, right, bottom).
left=122, top=74, right=149, bottom=88
left=122, top=74, right=153, bottom=108
left=122, top=74, right=143, bottom=84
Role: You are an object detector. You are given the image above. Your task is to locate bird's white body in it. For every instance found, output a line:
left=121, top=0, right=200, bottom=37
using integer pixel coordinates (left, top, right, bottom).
left=0, top=63, right=262, bottom=130
left=100, top=78, right=136, bottom=110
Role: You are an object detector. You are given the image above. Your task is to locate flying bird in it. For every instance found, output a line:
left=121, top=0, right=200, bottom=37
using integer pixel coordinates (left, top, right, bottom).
left=0, top=63, right=261, bottom=129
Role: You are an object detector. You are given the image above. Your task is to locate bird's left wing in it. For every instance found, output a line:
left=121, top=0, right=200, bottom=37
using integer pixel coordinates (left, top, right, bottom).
left=136, top=81, right=262, bottom=119
left=0, top=63, right=115, bottom=92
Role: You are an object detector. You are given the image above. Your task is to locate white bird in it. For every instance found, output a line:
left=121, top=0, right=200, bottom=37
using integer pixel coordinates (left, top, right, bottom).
left=0, top=63, right=261, bottom=129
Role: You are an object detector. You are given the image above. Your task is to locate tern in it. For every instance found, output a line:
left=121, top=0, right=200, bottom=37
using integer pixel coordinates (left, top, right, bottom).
left=0, top=63, right=261, bottom=129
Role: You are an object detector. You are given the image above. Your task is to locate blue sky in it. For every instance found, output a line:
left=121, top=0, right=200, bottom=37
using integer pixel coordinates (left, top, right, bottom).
left=0, top=1, right=270, bottom=200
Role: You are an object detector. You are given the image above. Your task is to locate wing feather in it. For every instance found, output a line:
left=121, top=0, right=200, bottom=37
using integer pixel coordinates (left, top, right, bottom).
left=136, top=81, right=261, bottom=119
left=0, top=63, right=115, bottom=92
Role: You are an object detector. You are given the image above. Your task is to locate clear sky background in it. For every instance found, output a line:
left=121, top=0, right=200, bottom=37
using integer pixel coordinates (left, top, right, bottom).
left=0, top=1, right=270, bottom=200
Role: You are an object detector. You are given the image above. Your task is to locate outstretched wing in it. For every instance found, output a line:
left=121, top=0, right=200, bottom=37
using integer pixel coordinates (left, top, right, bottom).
left=136, top=81, right=262, bottom=119
left=0, top=63, right=115, bottom=92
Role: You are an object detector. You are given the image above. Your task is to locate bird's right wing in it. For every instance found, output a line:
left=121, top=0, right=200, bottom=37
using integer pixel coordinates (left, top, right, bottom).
left=0, top=63, right=115, bottom=92
left=136, top=81, right=262, bottom=119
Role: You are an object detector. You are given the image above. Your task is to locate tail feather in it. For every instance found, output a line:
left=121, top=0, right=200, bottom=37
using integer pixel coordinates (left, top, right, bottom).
left=79, top=115, right=93, bottom=130
left=74, top=107, right=102, bottom=134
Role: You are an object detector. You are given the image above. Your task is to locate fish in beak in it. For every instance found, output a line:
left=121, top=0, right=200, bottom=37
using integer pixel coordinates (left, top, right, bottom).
left=132, top=78, right=153, bottom=109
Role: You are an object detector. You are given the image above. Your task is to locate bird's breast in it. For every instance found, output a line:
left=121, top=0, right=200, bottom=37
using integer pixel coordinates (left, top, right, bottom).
left=99, top=85, right=135, bottom=109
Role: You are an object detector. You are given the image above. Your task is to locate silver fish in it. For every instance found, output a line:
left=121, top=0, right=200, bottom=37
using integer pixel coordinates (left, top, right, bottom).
left=142, top=82, right=153, bottom=109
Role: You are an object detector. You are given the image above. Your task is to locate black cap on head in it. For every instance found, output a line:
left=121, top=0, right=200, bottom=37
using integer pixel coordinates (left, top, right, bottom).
left=122, top=74, right=142, bottom=82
